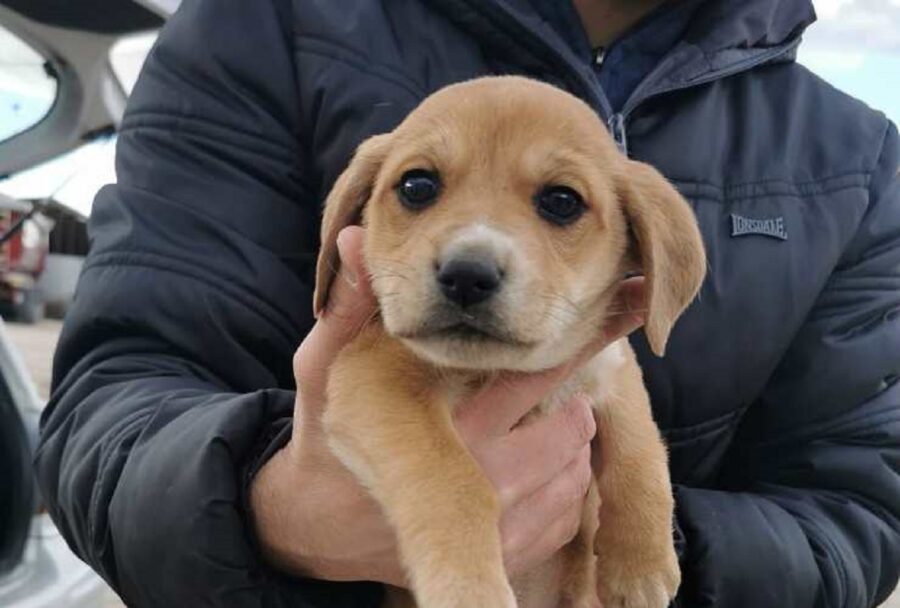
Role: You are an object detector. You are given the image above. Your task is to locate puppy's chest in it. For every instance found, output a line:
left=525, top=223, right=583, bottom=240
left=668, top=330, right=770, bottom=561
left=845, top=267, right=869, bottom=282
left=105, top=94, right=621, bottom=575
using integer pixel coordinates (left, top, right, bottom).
left=539, top=340, right=628, bottom=414
left=445, top=340, right=628, bottom=416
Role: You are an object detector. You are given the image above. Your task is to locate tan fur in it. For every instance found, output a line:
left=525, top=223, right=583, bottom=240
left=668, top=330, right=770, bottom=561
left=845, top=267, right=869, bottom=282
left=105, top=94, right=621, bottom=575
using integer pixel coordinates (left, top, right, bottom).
left=314, top=77, right=706, bottom=608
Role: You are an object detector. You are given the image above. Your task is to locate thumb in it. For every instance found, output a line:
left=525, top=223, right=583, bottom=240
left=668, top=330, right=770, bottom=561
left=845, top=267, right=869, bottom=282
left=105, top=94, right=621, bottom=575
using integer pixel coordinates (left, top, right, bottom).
left=598, top=275, right=646, bottom=345
left=294, top=226, right=376, bottom=411
left=573, top=276, right=647, bottom=365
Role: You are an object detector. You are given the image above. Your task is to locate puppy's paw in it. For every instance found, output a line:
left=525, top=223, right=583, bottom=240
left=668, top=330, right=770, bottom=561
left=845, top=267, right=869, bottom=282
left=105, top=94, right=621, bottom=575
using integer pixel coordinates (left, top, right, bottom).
left=596, top=548, right=680, bottom=608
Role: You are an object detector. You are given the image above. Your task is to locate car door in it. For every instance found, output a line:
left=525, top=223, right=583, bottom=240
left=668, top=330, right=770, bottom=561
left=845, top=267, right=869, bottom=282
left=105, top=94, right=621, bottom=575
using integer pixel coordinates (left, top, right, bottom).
left=0, top=377, right=32, bottom=576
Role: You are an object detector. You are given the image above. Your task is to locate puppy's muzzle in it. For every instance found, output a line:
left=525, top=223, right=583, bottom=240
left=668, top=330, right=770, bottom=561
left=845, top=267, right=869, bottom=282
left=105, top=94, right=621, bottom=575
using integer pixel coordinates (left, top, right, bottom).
left=436, top=256, right=503, bottom=308
left=398, top=223, right=527, bottom=346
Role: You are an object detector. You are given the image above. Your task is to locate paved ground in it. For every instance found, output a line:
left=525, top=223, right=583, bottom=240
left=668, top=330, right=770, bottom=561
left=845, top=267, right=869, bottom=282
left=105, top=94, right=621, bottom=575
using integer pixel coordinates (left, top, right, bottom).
left=4, top=317, right=60, bottom=399
left=5, top=318, right=899, bottom=607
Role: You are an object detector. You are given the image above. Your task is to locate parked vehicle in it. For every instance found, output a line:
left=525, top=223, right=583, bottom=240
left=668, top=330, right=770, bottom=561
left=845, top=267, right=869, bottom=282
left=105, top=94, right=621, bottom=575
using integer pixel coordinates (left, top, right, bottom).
left=0, top=1, right=173, bottom=605
left=0, top=194, right=51, bottom=324
left=0, top=318, right=109, bottom=607
left=39, top=202, right=88, bottom=319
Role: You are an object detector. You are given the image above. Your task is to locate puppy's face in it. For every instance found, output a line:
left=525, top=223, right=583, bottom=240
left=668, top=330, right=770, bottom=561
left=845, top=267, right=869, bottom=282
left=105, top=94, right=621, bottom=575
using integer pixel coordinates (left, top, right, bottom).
left=316, top=77, right=705, bottom=372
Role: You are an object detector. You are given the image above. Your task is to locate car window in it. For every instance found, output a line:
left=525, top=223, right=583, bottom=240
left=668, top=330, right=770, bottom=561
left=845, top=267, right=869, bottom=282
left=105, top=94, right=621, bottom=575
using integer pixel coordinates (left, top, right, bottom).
left=0, top=25, right=57, bottom=142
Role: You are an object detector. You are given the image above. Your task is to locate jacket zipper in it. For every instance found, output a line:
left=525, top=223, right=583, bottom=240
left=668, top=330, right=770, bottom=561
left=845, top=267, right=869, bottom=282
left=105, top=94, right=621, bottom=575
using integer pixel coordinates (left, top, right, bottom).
left=457, top=0, right=609, bottom=113
left=608, top=39, right=801, bottom=157
left=608, top=113, right=628, bottom=156
left=447, top=0, right=801, bottom=158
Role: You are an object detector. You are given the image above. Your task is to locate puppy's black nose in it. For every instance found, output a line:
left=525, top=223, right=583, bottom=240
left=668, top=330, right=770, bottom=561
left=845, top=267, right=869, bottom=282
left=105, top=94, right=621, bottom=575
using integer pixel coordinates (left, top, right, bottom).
left=437, top=258, right=502, bottom=307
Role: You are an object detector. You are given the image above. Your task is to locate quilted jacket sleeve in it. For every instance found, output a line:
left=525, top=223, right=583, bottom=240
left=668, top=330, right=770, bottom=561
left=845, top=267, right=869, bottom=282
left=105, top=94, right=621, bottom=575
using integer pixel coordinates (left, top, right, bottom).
left=675, top=122, right=900, bottom=607
left=33, top=1, right=380, bottom=606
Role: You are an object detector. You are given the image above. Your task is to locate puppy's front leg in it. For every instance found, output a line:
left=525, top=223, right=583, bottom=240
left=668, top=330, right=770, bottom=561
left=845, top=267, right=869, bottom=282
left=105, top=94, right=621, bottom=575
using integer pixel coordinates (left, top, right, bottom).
left=592, top=350, right=680, bottom=608
left=324, top=327, right=516, bottom=608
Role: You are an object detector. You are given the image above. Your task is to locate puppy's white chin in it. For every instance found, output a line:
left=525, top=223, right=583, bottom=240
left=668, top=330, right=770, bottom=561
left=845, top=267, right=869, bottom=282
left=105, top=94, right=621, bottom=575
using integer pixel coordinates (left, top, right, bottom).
left=400, top=336, right=578, bottom=372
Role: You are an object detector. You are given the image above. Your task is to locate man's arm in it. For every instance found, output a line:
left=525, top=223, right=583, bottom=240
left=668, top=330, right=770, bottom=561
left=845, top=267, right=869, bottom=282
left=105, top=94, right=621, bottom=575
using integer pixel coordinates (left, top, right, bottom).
left=34, top=0, right=381, bottom=605
left=675, top=122, right=900, bottom=607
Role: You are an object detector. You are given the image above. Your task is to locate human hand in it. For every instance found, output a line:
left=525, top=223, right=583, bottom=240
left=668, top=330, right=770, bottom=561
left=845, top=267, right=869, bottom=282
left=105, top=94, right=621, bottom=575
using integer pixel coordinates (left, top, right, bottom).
left=250, top=226, right=646, bottom=586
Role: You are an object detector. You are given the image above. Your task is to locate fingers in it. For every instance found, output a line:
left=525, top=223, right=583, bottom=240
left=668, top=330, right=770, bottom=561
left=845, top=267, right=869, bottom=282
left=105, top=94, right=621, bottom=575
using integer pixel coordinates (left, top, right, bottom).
left=455, top=277, right=646, bottom=436
left=598, top=275, right=646, bottom=346
left=456, top=363, right=583, bottom=436
left=319, top=226, right=376, bottom=323
left=295, top=226, right=377, bottom=410
left=489, top=395, right=595, bottom=508
left=487, top=396, right=595, bottom=577
left=501, top=444, right=593, bottom=577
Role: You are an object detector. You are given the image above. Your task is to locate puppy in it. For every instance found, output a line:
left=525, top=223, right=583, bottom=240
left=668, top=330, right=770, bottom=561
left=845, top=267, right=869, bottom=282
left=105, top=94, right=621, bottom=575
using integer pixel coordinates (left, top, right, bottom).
left=313, top=76, right=706, bottom=608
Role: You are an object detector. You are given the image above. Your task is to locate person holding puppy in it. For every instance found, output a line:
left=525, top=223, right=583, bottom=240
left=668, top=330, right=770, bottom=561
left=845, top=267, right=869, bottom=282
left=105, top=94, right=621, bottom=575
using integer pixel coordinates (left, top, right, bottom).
left=37, top=0, right=900, bottom=607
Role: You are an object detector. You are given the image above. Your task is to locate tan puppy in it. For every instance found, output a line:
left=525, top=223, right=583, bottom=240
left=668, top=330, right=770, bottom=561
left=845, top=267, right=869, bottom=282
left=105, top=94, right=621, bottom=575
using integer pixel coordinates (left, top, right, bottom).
left=313, top=76, right=706, bottom=608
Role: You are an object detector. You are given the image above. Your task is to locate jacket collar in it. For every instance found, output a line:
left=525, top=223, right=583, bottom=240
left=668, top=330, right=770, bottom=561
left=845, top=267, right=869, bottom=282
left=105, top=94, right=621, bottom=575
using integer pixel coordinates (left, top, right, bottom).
left=423, top=0, right=816, bottom=116
left=683, top=0, right=816, bottom=53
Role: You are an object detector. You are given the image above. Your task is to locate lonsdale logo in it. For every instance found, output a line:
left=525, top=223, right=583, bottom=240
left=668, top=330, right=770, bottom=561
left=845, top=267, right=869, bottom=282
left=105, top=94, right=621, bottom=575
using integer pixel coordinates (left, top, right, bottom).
left=730, top=214, right=787, bottom=241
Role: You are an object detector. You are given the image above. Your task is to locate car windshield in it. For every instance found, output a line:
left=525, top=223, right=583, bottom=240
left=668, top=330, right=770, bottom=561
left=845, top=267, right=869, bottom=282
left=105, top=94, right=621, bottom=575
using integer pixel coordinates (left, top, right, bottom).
left=0, top=25, right=57, bottom=142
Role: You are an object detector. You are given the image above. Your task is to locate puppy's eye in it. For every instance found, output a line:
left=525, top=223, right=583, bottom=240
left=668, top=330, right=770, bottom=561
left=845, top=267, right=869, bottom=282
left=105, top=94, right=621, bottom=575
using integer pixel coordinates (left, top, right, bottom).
left=396, top=170, right=440, bottom=210
left=534, top=185, right=586, bottom=225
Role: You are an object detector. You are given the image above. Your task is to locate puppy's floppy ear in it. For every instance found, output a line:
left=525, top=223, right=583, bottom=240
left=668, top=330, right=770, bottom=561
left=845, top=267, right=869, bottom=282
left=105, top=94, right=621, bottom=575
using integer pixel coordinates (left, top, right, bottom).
left=618, top=160, right=706, bottom=356
left=314, top=133, right=392, bottom=317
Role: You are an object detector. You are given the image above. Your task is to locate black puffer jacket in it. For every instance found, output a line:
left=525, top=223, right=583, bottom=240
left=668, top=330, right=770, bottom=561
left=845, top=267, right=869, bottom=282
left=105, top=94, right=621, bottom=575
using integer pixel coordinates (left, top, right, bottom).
left=36, top=0, right=900, bottom=606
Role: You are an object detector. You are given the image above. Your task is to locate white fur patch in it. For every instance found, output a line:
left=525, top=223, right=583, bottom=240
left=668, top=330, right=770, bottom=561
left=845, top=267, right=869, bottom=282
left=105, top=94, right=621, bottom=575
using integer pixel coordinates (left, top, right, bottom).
left=541, top=340, right=627, bottom=413
left=441, top=223, right=515, bottom=263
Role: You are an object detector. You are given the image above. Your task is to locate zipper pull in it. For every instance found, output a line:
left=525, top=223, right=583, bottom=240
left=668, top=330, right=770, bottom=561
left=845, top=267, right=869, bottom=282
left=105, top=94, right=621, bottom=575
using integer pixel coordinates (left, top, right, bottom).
left=608, top=113, right=628, bottom=157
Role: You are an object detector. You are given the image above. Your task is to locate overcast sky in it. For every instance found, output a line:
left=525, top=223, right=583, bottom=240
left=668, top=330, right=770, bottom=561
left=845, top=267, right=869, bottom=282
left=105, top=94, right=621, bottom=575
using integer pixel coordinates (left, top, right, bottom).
left=800, top=0, right=900, bottom=122
left=806, top=0, right=900, bottom=51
